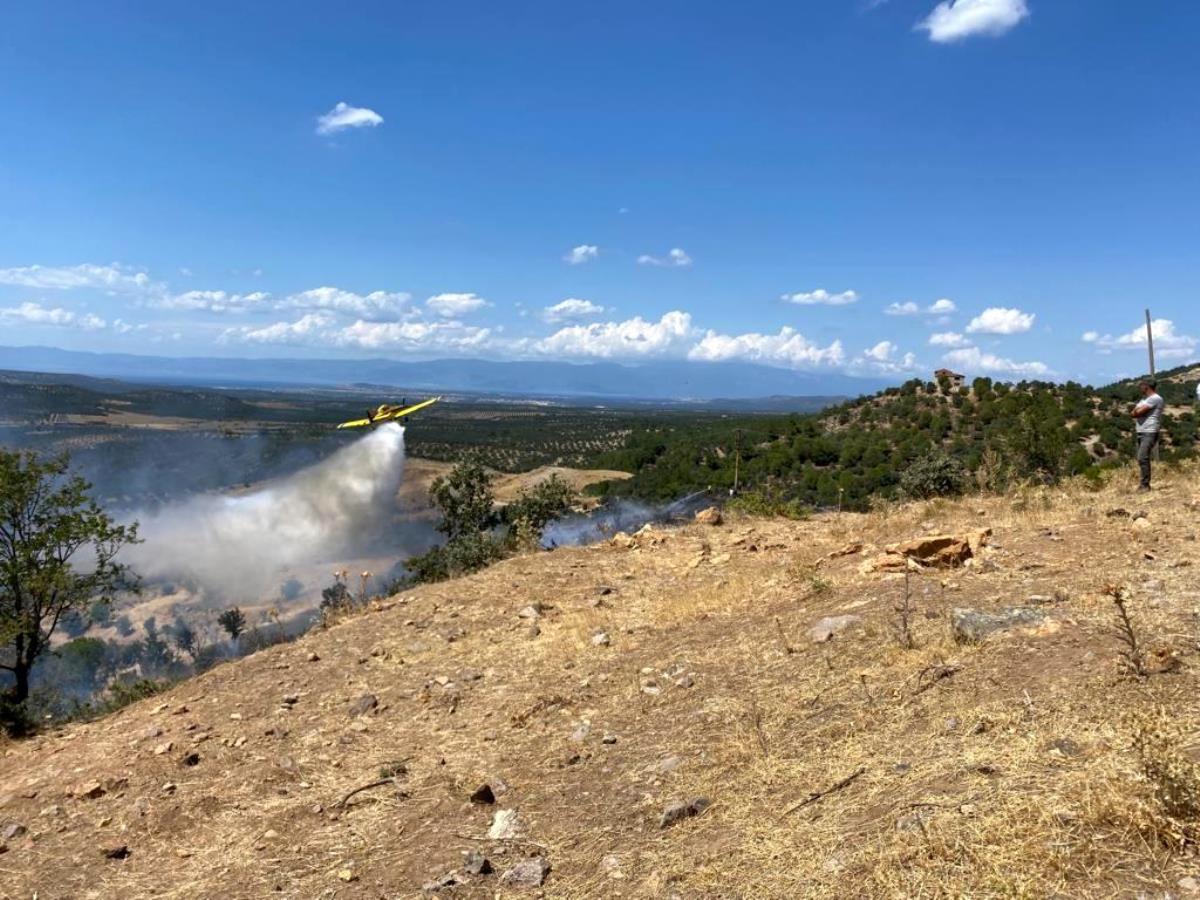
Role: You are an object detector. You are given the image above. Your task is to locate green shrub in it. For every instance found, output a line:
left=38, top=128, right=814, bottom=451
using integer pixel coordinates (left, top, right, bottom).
left=899, top=451, right=968, bottom=500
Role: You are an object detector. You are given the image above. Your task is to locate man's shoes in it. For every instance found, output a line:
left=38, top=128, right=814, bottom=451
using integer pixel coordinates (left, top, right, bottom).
left=1137, top=485, right=1151, bottom=492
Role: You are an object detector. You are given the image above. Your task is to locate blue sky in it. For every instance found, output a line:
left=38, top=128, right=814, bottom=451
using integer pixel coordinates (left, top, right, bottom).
left=1, top=0, right=1197, bottom=384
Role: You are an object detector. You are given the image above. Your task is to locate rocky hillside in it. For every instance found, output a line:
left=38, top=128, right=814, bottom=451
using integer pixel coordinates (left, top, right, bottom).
left=2, top=464, right=1200, bottom=898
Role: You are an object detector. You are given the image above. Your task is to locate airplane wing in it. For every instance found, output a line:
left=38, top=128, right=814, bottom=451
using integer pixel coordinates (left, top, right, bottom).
left=337, top=396, right=442, bottom=429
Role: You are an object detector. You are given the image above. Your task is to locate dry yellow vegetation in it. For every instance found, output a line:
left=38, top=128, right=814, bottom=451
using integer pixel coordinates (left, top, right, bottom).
left=2, top=463, right=1200, bottom=898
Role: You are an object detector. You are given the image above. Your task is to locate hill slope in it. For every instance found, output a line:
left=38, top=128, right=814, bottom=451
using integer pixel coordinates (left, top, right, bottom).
left=601, top=373, right=1200, bottom=508
left=2, top=467, right=1200, bottom=897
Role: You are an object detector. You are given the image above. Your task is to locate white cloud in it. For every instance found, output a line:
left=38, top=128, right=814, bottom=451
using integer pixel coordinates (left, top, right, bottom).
left=316, top=102, right=384, bottom=136
left=0, top=263, right=156, bottom=294
left=929, top=331, right=970, bottom=347
left=966, top=306, right=1035, bottom=335
left=0, top=301, right=106, bottom=330
left=637, top=248, right=693, bottom=268
left=229, top=313, right=337, bottom=345
left=279, top=287, right=413, bottom=319
left=112, top=319, right=146, bottom=335
left=853, top=340, right=919, bottom=374
left=333, top=319, right=492, bottom=351
left=425, top=292, right=490, bottom=318
left=222, top=312, right=493, bottom=353
left=543, top=298, right=607, bottom=323
left=536, top=311, right=695, bottom=359
left=563, top=244, right=599, bottom=265
left=864, top=340, right=896, bottom=362
left=942, top=346, right=1050, bottom=377
left=917, top=0, right=1029, bottom=43
left=1088, top=319, right=1198, bottom=361
left=780, top=289, right=858, bottom=307
left=688, top=327, right=846, bottom=369
left=156, top=290, right=271, bottom=313
left=886, top=297, right=957, bottom=316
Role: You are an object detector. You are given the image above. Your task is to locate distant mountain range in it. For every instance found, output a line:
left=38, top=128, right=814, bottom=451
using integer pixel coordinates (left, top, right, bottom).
left=0, top=345, right=893, bottom=402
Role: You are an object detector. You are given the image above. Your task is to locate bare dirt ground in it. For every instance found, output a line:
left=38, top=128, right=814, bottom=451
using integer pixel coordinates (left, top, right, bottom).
left=3, top=465, right=1200, bottom=899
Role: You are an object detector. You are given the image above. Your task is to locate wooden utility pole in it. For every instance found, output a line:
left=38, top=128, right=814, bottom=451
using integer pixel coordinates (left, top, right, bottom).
left=1145, top=308, right=1156, bottom=376
left=732, top=429, right=741, bottom=496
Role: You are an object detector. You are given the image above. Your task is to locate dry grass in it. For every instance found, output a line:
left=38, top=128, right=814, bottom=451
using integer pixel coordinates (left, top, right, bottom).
left=2, top=462, right=1200, bottom=898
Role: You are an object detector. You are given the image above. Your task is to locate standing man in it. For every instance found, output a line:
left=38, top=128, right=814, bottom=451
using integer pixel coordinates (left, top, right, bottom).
left=1131, top=380, right=1165, bottom=491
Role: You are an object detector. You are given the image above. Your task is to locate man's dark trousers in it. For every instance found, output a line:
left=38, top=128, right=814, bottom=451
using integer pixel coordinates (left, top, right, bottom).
left=1137, top=431, right=1160, bottom=489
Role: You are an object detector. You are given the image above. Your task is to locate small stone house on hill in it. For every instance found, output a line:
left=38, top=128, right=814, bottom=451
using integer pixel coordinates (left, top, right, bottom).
left=934, top=369, right=965, bottom=390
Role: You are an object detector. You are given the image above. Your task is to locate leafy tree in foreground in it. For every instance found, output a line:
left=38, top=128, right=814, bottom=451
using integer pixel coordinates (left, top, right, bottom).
left=503, top=474, right=575, bottom=535
left=429, top=457, right=496, bottom=541
left=0, top=450, right=139, bottom=728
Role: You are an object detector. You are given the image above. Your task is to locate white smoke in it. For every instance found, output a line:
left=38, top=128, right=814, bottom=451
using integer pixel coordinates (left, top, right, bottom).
left=541, top=491, right=712, bottom=548
left=124, top=423, right=407, bottom=598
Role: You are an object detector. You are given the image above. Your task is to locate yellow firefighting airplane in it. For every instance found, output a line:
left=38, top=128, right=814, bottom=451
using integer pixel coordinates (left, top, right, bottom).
left=336, top=396, right=442, bottom=429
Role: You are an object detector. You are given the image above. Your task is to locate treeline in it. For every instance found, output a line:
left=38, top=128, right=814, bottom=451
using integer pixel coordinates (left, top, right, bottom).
left=594, top=374, right=1200, bottom=511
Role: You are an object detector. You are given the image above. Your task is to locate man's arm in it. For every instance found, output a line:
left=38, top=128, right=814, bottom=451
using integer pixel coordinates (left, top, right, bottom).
left=1132, top=401, right=1149, bottom=420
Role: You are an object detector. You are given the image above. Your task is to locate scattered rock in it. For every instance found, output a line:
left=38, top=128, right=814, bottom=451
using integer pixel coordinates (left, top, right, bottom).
left=348, top=694, right=378, bottom=717
left=808, top=615, right=862, bottom=644
left=602, top=733, right=618, bottom=745
left=305, top=652, right=320, bottom=662
left=422, top=871, right=460, bottom=892
left=499, top=856, right=551, bottom=888
left=525, top=625, right=541, bottom=639
left=656, top=755, right=682, bottom=773
left=102, top=845, right=132, bottom=860
left=873, top=529, right=991, bottom=571
left=826, top=541, right=863, bottom=559
left=1047, top=737, right=1084, bottom=758
left=601, top=854, right=624, bottom=879
left=659, top=796, right=711, bottom=828
left=895, top=810, right=931, bottom=833
left=180, top=752, right=201, bottom=767
left=570, top=722, right=591, bottom=743
left=153, top=741, right=173, bottom=755
left=591, top=631, right=611, bottom=647
left=487, top=809, right=521, bottom=840
left=71, top=781, right=106, bottom=800
left=469, top=784, right=496, bottom=805
left=1, top=823, right=26, bottom=841
left=463, top=849, right=493, bottom=876
left=39, top=805, right=62, bottom=818
left=674, top=673, right=695, bottom=688
left=517, top=604, right=543, bottom=620
left=281, top=694, right=299, bottom=706
left=951, top=607, right=1048, bottom=643
left=596, top=585, right=616, bottom=596
left=694, top=506, right=723, bottom=526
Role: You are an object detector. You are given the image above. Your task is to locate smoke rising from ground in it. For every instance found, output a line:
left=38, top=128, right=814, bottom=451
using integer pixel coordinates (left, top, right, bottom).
left=542, top=490, right=711, bottom=547
left=124, top=423, right=409, bottom=598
